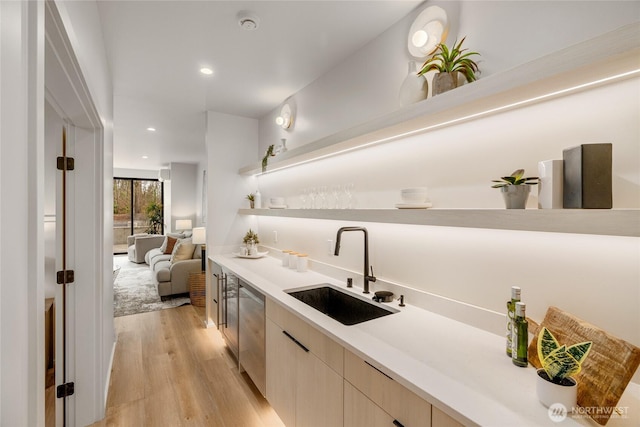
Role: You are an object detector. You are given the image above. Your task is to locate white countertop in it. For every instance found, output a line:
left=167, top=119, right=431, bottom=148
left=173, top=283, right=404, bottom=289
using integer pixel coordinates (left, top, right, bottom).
left=211, top=253, right=639, bottom=427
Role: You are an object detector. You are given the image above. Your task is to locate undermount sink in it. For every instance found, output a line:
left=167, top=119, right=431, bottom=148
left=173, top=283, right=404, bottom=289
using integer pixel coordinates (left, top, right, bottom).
left=285, top=284, right=398, bottom=325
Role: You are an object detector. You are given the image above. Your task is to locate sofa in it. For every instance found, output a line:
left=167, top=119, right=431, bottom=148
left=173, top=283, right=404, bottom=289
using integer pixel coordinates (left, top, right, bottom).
left=144, top=235, right=202, bottom=299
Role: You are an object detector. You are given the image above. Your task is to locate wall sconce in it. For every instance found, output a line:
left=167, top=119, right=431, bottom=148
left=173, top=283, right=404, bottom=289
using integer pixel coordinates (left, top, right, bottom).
left=158, top=168, right=170, bottom=182
left=275, top=103, right=293, bottom=129
left=408, top=6, right=449, bottom=58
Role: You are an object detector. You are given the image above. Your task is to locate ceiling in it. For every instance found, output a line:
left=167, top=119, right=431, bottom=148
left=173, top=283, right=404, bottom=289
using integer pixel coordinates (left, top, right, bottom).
left=97, top=0, right=422, bottom=171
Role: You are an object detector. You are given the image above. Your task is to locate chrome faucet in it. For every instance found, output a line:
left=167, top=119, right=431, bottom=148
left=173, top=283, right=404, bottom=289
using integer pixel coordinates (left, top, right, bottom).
left=334, top=226, right=376, bottom=294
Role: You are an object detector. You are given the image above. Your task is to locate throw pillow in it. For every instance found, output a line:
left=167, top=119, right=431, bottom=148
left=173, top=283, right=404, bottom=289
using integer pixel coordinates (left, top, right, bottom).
left=171, top=240, right=195, bottom=264
left=163, top=236, right=178, bottom=254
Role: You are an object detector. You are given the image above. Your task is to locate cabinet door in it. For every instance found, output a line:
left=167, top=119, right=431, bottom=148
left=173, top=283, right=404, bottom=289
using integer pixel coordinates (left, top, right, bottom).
left=432, top=407, right=464, bottom=427
left=296, top=349, right=343, bottom=427
left=344, top=381, right=395, bottom=427
left=210, top=263, right=221, bottom=327
left=344, top=350, right=431, bottom=426
left=266, top=319, right=297, bottom=427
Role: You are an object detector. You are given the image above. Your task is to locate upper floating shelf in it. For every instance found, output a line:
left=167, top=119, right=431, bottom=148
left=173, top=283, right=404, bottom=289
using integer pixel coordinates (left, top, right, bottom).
left=240, top=24, right=640, bottom=176
left=238, top=208, right=640, bottom=238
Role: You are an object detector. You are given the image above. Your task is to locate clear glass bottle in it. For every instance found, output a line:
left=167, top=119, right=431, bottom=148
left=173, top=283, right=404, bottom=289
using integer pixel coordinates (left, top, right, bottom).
left=506, top=286, right=521, bottom=357
left=512, top=302, right=528, bottom=367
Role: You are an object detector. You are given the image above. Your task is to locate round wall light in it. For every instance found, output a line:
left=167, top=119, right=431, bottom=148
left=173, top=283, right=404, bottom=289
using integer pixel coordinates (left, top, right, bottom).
left=275, top=103, right=293, bottom=129
left=408, top=6, right=449, bottom=58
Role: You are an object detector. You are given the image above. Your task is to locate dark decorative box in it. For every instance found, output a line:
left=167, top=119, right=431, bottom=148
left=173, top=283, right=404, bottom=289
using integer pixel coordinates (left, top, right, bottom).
left=563, top=143, right=612, bottom=209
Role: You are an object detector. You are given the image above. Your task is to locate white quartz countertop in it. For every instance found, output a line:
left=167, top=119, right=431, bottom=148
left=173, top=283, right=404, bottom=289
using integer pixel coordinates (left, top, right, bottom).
left=211, top=253, right=639, bottom=427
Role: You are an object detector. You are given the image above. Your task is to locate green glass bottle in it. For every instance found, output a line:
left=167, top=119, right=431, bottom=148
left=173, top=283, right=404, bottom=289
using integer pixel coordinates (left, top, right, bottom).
left=506, top=286, right=521, bottom=357
left=512, top=302, right=528, bottom=367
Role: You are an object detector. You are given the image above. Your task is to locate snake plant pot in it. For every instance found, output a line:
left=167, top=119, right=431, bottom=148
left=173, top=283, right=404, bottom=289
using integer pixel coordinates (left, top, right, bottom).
left=501, top=185, right=531, bottom=209
left=536, top=369, right=577, bottom=409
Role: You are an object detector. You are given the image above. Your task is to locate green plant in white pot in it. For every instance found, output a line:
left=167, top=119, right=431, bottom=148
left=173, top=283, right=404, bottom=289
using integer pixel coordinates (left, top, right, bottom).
left=417, top=36, right=480, bottom=96
left=536, top=327, right=592, bottom=409
left=491, top=169, right=538, bottom=209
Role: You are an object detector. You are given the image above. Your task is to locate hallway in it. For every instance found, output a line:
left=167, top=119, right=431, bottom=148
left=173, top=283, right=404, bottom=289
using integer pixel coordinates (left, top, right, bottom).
left=90, top=305, right=284, bottom=426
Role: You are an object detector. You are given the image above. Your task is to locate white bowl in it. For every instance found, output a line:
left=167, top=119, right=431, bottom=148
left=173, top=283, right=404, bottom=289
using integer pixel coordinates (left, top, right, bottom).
left=270, top=197, right=285, bottom=206
left=401, top=187, right=428, bottom=193
left=401, top=193, right=428, bottom=203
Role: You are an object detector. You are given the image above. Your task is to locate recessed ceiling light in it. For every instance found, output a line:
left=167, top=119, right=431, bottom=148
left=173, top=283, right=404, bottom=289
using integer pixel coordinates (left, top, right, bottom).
left=200, top=67, right=213, bottom=75
left=238, top=11, right=260, bottom=31
left=147, top=127, right=156, bottom=132
left=142, top=155, right=149, bottom=159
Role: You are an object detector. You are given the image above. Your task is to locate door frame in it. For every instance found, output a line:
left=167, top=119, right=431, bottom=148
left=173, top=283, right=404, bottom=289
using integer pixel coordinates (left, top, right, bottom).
left=45, top=1, right=108, bottom=425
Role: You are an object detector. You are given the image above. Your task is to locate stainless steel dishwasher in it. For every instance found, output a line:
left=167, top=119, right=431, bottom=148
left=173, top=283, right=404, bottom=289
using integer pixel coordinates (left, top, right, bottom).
left=239, top=279, right=266, bottom=397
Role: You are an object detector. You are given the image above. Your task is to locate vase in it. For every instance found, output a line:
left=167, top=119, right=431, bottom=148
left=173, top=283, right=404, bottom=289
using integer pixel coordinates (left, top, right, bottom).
left=501, top=185, right=531, bottom=209
left=536, top=369, right=578, bottom=409
left=399, top=61, right=428, bottom=106
left=432, top=72, right=465, bottom=96
left=538, top=160, right=563, bottom=209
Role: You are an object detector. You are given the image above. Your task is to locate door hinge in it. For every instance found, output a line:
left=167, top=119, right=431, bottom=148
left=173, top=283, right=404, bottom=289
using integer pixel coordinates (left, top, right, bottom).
left=56, top=156, right=75, bottom=171
left=56, top=270, right=75, bottom=284
left=56, top=382, right=75, bottom=398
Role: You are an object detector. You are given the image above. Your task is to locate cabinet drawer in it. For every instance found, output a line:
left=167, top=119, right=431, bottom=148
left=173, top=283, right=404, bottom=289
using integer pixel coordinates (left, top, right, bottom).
left=266, top=298, right=343, bottom=375
left=432, top=407, right=465, bottom=427
left=344, top=349, right=431, bottom=426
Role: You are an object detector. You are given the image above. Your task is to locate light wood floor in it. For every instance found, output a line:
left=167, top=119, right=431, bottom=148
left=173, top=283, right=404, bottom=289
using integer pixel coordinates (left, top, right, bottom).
left=89, top=305, right=284, bottom=427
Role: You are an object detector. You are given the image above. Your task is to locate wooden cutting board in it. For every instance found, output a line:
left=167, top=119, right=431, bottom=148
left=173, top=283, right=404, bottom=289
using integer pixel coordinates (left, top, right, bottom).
left=528, top=306, right=640, bottom=425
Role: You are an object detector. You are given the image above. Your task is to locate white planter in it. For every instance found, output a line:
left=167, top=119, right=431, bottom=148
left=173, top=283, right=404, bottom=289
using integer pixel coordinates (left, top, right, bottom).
left=536, top=368, right=577, bottom=409
left=500, top=185, right=531, bottom=209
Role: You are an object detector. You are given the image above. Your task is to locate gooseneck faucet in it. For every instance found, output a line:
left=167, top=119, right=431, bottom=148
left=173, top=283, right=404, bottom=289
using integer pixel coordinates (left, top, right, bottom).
left=334, top=226, right=376, bottom=294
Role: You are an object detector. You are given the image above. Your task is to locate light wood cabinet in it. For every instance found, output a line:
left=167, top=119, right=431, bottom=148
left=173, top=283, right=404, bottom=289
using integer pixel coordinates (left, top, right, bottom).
left=344, top=381, right=395, bottom=427
left=344, top=349, right=431, bottom=427
left=266, top=300, right=344, bottom=427
left=431, top=407, right=465, bottom=427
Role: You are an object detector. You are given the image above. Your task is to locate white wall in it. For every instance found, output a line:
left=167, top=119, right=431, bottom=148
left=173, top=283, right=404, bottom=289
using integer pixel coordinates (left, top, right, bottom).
left=0, top=1, right=45, bottom=424
left=169, top=162, right=198, bottom=232
left=259, top=0, right=640, bottom=154
left=206, top=112, right=258, bottom=254
left=246, top=0, right=640, bottom=378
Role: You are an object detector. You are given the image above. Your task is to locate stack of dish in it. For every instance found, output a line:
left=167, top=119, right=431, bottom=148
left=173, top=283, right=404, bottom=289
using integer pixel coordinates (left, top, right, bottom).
left=269, top=197, right=287, bottom=209
left=396, top=187, right=432, bottom=209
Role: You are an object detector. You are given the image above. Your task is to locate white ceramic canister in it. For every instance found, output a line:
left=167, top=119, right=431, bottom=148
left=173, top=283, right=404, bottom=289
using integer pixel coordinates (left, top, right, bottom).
left=297, top=254, right=308, bottom=272
left=282, top=250, right=292, bottom=267
left=538, top=160, right=563, bottom=209
left=288, top=252, right=298, bottom=269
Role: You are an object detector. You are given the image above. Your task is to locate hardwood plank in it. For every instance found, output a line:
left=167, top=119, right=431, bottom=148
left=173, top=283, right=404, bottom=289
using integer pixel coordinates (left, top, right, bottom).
left=89, top=305, right=283, bottom=427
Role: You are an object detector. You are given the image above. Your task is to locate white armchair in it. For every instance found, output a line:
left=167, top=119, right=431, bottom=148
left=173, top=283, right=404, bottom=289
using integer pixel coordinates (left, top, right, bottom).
left=126, top=234, right=165, bottom=263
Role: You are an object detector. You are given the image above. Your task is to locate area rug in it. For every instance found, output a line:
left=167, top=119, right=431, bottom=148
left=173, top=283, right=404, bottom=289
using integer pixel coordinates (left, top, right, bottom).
left=113, top=257, right=190, bottom=317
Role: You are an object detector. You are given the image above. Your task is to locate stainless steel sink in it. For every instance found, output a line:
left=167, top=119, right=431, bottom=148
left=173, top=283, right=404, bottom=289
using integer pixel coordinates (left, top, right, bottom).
left=285, top=284, right=398, bottom=325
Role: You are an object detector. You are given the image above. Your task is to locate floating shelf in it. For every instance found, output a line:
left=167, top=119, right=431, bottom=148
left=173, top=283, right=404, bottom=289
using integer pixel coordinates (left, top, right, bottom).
left=238, top=208, right=640, bottom=238
left=239, top=24, right=640, bottom=176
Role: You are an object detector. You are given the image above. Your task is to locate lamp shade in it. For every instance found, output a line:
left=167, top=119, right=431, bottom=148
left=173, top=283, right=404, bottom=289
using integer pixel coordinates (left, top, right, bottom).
left=408, top=6, right=449, bottom=58
left=176, top=219, right=192, bottom=231
left=192, top=227, right=206, bottom=245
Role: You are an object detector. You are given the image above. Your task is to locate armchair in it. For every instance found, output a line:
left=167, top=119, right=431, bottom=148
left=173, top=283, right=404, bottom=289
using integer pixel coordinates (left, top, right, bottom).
left=127, top=234, right=165, bottom=263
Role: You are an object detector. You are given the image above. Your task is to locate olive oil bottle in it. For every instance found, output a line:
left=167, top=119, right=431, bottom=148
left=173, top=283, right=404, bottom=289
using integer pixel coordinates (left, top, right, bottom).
left=512, top=302, right=529, bottom=367
left=506, top=286, right=521, bottom=357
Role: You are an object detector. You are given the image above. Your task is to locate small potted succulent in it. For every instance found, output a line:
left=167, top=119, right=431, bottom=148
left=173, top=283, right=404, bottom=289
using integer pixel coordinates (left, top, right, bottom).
left=417, top=36, right=480, bottom=96
left=536, top=327, right=592, bottom=409
left=246, top=193, right=255, bottom=209
left=491, top=169, right=538, bottom=209
left=242, top=229, right=260, bottom=255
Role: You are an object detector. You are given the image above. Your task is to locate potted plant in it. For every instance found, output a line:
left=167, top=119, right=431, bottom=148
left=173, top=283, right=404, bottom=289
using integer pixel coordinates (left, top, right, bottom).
left=243, top=229, right=260, bottom=255
left=145, top=202, right=163, bottom=234
left=262, top=144, right=275, bottom=172
left=536, top=327, right=592, bottom=409
left=491, top=169, right=538, bottom=209
left=417, top=36, right=480, bottom=96
left=246, top=193, right=255, bottom=209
